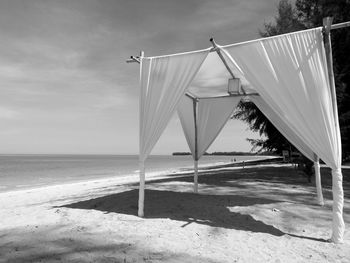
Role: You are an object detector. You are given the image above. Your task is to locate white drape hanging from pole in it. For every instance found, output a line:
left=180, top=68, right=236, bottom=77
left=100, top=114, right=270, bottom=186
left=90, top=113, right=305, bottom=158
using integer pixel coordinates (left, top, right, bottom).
left=220, top=27, right=344, bottom=242
left=177, top=96, right=196, bottom=159
left=177, top=96, right=241, bottom=159
left=139, top=49, right=209, bottom=162
left=197, top=97, right=241, bottom=158
left=220, top=28, right=340, bottom=170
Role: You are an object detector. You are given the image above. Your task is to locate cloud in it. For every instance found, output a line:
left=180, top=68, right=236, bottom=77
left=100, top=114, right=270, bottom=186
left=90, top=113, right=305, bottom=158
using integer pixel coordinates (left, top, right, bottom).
left=0, top=107, right=18, bottom=119
left=0, top=64, right=23, bottom=79
left=0, top=0, right=276, bottom=153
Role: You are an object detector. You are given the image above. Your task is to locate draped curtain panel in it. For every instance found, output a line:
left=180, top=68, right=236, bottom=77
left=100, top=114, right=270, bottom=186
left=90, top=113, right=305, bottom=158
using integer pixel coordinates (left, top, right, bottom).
left=197, top=97, right=241, bottom=159
left=177, top=96, right=241, bottom=160
left=177, top=96, right=196, bottom=159
left=220, top=28, right=343, bottom=242
left=220, top=28, right=341, bottom=170
left=139, top=50, right=209, bottom=162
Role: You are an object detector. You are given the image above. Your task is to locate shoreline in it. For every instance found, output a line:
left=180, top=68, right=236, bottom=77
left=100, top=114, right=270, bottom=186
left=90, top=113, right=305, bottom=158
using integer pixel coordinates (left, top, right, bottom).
left=0, top=156, right=280, bottom=195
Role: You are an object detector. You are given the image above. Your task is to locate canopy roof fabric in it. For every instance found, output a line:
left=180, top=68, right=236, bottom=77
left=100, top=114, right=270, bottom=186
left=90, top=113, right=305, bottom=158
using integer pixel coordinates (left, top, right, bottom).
left=138, top=27, right=344, bottom=243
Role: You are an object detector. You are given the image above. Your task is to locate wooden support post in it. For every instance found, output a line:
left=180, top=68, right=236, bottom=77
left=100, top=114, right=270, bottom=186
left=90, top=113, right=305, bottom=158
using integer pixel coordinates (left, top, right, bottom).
left=138, top=160, right=145, bottom=217
left=138, top=51, right=145, bottom=218
left=323, top=18, right=339, bottom=124
left=194, top=160, right=198, bottom=193
left=313, top=154, right=324, bottom=206
left=193, top=98, right=199, bottom=193
left=331, top=21, right=350, bottom=30
left=323, top=17, right=345, bottom=243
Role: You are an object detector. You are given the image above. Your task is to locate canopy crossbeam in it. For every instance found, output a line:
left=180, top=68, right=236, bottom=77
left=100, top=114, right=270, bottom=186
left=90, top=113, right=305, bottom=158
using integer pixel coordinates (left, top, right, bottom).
left=126, top=55, right=140, bottom=63
left=127, top=20, right=350, bottom=101
left=210, top=37, right=247, bottom=95
left=198, top=93, right=259, bottom=99
left=328, top=20, right=350, bottom=31
left=127, top=20, right=350, bottom=65
left=185, top=92, right=198, bottom=101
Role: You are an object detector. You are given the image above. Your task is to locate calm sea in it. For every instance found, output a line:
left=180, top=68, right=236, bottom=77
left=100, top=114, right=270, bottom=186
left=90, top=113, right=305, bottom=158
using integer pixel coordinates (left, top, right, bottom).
left=0, top=154, right=267, bottom=193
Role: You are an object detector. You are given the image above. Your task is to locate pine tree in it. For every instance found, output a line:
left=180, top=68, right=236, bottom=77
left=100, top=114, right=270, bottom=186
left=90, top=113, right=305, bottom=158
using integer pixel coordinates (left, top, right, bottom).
left=295, top=0, right=350, bottom=160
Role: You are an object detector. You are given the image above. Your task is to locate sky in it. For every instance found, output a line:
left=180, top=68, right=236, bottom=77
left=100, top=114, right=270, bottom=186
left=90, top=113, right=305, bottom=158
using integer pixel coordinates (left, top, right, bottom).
left=0, top=0, right=279, bottom=155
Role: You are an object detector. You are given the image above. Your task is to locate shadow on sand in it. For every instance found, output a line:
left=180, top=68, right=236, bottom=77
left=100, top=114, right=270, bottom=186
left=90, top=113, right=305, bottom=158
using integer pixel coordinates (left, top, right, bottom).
left=61, top=164, right=346, bottom=242
left=63, top=189, right=285, bottom=236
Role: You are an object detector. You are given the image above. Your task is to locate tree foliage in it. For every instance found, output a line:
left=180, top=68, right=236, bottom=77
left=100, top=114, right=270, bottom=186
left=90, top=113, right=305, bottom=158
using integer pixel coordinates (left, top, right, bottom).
left=260, top=0, right=305, bottom=37
left=235, top=0, right=350, bottom=160
left=295, top=0, right=350, bottom=160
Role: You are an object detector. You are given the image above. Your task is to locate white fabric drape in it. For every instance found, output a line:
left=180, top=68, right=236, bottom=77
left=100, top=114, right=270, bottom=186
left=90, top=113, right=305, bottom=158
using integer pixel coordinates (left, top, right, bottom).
left=139, top=50, right=209, bottom=162
left=220, top=28, right=344, bottom=242
left=197, top=97, right=241, bottom=158
left=177, top=96, right=196, bottom=158
left=138, top=49, right=209, bottom=217
left=177, top=96, right=241, bottom=160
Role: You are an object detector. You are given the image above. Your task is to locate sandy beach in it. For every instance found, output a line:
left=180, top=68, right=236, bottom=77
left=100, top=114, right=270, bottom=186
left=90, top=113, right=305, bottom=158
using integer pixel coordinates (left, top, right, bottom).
left=1, top=163, right=349, bottom=262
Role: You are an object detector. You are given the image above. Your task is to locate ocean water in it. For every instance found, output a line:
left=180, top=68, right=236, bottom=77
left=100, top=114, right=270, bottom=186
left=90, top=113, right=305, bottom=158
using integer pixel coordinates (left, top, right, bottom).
left=0, top=154, right=267, bottom=193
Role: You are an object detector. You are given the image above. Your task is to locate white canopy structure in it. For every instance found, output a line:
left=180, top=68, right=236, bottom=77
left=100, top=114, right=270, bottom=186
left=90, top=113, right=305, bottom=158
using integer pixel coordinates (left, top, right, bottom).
left=129, top=18, right=349, bottom=243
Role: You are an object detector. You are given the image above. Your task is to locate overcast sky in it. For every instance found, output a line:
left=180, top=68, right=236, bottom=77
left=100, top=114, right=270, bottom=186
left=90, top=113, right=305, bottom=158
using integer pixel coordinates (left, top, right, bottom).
left=0, top=0, right=279, bottom=155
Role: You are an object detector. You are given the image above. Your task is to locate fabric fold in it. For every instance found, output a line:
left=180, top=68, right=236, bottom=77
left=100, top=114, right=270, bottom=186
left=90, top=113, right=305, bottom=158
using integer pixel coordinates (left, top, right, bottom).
left=220, top=28, right=340, bottom=169
left=139, top=49, right=210, bottom=162
left=177, top=96, right=241, bottom=160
